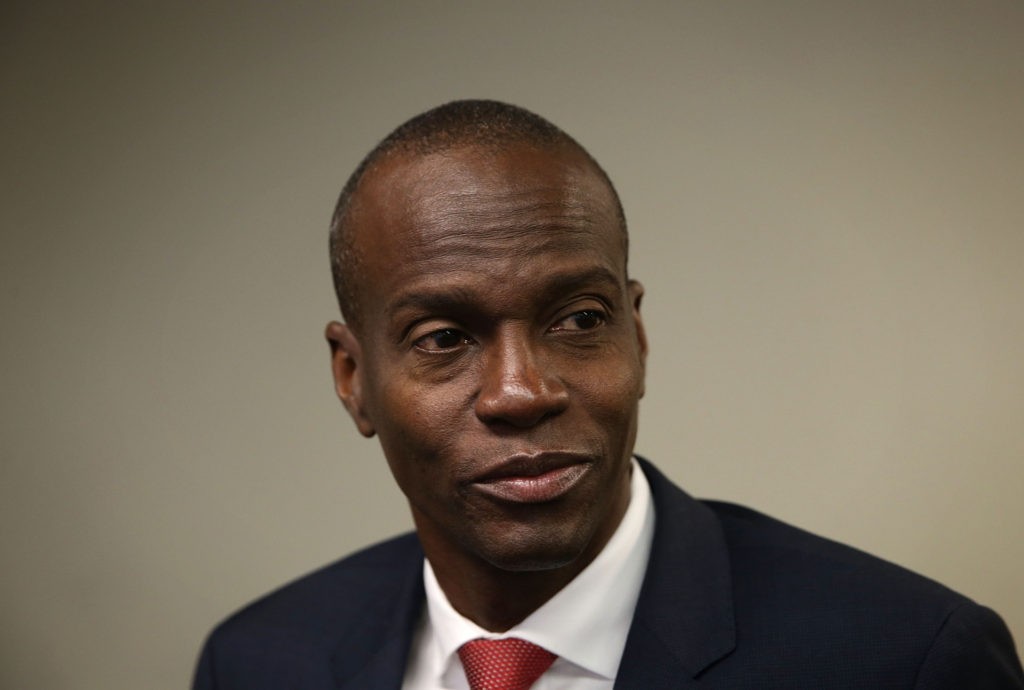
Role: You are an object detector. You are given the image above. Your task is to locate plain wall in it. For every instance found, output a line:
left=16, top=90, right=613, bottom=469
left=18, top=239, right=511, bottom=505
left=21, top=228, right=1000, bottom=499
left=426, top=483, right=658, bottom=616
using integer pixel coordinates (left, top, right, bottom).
left=2, top=2, right=1021, bottom=687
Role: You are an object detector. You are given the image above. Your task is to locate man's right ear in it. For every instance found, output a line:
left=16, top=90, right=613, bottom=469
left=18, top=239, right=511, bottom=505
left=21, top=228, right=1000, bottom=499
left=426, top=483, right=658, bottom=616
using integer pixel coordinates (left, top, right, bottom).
left=325, top=321, right=376, bottom=438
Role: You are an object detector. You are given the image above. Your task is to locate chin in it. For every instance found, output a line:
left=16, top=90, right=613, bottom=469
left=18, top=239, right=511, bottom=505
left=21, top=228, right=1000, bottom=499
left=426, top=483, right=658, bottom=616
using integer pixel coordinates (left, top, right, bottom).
left=484, top=551, right=578, bottom=573
left=473, top=523, right=593, bottom=573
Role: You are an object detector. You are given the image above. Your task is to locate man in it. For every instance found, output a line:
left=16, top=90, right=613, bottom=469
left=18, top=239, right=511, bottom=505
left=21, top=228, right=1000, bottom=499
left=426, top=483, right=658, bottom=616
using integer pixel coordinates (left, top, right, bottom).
left=193, top=100, right=1023, bottom=689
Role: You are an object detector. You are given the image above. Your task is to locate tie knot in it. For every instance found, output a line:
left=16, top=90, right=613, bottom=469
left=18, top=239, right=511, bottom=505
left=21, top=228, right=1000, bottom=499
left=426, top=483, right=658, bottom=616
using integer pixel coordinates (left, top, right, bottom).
left=458, top=637, right=556, bottom=690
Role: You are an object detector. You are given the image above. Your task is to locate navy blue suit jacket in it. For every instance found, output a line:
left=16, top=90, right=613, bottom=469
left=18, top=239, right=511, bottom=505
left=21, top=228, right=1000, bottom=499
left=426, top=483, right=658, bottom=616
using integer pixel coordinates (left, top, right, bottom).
left=194, top=459, right=1023, bottom=688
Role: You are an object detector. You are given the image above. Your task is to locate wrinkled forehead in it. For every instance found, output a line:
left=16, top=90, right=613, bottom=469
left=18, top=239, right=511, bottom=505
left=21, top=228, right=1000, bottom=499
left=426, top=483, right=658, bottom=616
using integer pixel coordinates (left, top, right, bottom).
left=347, top=143, right=624, bottom=265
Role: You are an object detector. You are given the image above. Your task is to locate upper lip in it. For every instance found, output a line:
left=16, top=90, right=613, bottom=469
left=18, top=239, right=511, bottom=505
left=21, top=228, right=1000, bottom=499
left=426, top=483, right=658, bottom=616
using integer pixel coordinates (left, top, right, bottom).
left=472, top=451, right=592, bottom=483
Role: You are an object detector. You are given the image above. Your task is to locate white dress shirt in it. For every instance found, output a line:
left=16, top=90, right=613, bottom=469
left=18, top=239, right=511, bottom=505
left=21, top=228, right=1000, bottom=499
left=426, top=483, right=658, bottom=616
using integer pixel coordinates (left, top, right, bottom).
left=402, top=458, right=656, bottom=690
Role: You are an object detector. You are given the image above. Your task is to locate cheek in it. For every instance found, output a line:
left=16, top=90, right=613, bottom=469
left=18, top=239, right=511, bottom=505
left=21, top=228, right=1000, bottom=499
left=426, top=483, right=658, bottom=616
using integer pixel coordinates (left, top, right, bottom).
left=578, top=358, right=644, bottom=421
left=385, top=382, right=463, bottom=437
left=371, top=382, right=465, bottom=479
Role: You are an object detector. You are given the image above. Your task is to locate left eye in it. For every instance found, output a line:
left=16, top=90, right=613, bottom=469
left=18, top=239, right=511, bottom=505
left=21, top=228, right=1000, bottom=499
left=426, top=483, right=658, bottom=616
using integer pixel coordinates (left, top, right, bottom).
left=414, top=328, right=472, bottom=351
left=552, top=310, right=606, bottom=332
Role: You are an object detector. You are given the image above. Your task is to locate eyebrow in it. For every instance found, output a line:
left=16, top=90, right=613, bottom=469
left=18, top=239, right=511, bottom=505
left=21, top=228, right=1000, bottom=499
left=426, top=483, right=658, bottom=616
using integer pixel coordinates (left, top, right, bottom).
left=385, top=265, right=623, bottom=321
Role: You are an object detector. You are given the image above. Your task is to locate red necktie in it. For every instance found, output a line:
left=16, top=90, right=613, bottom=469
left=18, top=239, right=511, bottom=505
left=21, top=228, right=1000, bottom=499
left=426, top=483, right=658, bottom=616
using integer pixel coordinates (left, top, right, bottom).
left=458, top=637, right=557, bottom=690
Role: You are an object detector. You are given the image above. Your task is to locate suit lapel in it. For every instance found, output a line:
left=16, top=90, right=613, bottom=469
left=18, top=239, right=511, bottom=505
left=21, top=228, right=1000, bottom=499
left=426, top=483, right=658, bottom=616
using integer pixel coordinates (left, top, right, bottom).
left=615, top=459, right=736, bottom=687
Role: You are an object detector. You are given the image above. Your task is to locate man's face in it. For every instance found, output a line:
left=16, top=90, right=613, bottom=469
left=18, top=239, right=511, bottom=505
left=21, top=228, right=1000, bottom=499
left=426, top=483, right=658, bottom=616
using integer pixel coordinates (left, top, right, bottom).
left=328, top=143, right=647, bottom=576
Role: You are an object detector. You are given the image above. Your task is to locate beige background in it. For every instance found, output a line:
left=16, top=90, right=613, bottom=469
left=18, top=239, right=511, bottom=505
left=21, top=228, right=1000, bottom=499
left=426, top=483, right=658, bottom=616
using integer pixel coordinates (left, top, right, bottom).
left=2, top=2, right=1022, bottom=688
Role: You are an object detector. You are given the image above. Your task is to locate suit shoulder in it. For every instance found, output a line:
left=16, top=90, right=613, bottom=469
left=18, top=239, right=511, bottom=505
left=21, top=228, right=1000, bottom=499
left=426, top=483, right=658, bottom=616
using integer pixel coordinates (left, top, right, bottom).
left=193, top=533, right=424, bottom=688
left=205, top=532, right=422, bottom=648
left=699, top=501, right=1024, bottom=683
left=703, top=499, right=964, bottom=606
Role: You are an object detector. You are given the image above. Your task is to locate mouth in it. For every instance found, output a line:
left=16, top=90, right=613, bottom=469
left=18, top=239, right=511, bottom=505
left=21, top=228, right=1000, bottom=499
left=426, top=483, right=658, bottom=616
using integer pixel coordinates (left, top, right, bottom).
left=469, top=452, right=592, bottom=504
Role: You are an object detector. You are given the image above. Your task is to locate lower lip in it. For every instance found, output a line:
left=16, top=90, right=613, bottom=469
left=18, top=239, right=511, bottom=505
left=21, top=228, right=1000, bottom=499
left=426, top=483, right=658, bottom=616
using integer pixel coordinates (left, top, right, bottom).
left=472, top=463, right=590, bottom=504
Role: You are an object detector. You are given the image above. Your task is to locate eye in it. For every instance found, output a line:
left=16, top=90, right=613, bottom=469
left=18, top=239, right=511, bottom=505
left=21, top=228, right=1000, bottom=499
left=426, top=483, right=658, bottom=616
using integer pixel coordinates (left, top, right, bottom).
left=550, top=309, right=606, bottom=332
left=413, top=328, right=473, bottom=352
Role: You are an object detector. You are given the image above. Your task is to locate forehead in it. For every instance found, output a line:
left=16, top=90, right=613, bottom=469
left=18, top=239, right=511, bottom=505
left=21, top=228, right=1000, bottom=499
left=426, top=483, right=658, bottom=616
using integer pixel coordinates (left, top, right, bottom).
left=346, top=144, right=625, bottom=304
left=352, top=142, right=622, bottom=264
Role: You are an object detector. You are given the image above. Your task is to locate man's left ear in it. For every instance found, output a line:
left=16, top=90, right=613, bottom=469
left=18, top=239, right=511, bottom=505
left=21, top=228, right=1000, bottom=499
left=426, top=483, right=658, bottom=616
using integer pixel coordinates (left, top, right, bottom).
left=325, top=321, right=376, bottom=437
left=628, top=279, right=648, bottom=395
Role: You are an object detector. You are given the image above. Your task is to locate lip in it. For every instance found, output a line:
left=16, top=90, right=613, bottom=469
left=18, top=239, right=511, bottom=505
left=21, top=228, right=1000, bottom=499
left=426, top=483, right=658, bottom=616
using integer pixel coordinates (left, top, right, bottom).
left=470, top=452, right=592, bottom=504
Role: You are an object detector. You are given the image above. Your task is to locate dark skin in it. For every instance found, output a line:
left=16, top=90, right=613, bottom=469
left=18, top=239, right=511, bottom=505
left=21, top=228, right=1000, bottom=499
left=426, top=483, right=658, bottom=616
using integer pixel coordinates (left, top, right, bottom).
left=326, top=142, right=647, bottom=631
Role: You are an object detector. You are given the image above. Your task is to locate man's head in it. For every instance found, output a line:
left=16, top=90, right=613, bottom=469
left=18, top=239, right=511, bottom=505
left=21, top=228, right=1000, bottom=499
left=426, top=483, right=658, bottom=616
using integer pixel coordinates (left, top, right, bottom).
left=329, top=100, right=628, bottom=331
left=325, top=100, right=647, bottom=603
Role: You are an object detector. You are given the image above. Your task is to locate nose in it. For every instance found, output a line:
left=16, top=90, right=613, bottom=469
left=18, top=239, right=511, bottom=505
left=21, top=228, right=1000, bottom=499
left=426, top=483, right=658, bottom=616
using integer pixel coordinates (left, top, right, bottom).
left=474, top=329, right=569, bottom=428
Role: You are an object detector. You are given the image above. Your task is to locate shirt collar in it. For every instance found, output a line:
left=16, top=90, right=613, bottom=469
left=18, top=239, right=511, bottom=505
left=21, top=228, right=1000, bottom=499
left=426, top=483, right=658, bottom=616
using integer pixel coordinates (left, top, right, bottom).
left=422, top=457, right=656, bottom=683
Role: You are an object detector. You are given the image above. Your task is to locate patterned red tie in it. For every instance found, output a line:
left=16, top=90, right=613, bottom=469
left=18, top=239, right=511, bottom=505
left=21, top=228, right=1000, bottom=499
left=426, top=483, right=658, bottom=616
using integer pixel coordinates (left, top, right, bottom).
left=458, top=637, right=557, bottom=690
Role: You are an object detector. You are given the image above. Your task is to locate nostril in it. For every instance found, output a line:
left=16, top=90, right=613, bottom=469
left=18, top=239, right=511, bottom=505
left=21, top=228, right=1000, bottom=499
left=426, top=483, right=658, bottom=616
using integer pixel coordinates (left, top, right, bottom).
left=475, top=377, right=570, bottom=428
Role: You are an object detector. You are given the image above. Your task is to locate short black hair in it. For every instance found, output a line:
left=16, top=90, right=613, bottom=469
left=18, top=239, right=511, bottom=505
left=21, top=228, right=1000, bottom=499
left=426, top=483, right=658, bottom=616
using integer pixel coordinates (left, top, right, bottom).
left=328, top=99, right=627, bottom=326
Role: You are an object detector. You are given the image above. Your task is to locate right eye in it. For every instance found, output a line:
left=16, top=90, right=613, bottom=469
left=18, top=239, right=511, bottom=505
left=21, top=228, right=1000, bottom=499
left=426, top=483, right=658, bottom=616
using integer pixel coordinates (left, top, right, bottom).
left=413, top=328, right=473, bottom=352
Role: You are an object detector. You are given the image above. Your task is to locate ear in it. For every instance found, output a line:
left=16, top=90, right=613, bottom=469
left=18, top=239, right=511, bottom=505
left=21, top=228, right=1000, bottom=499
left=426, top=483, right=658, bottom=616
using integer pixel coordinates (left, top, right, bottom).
left=628, top=279, right=649, bottom=397
left=325, top=321, right=376, bottom=437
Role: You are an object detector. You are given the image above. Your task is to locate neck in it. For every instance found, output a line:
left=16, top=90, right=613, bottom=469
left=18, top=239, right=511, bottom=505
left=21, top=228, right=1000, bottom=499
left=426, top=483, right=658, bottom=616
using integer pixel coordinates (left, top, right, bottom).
left=429, top=555, right=584, bottom=632
left=416, top=480, right=631, bottom=631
